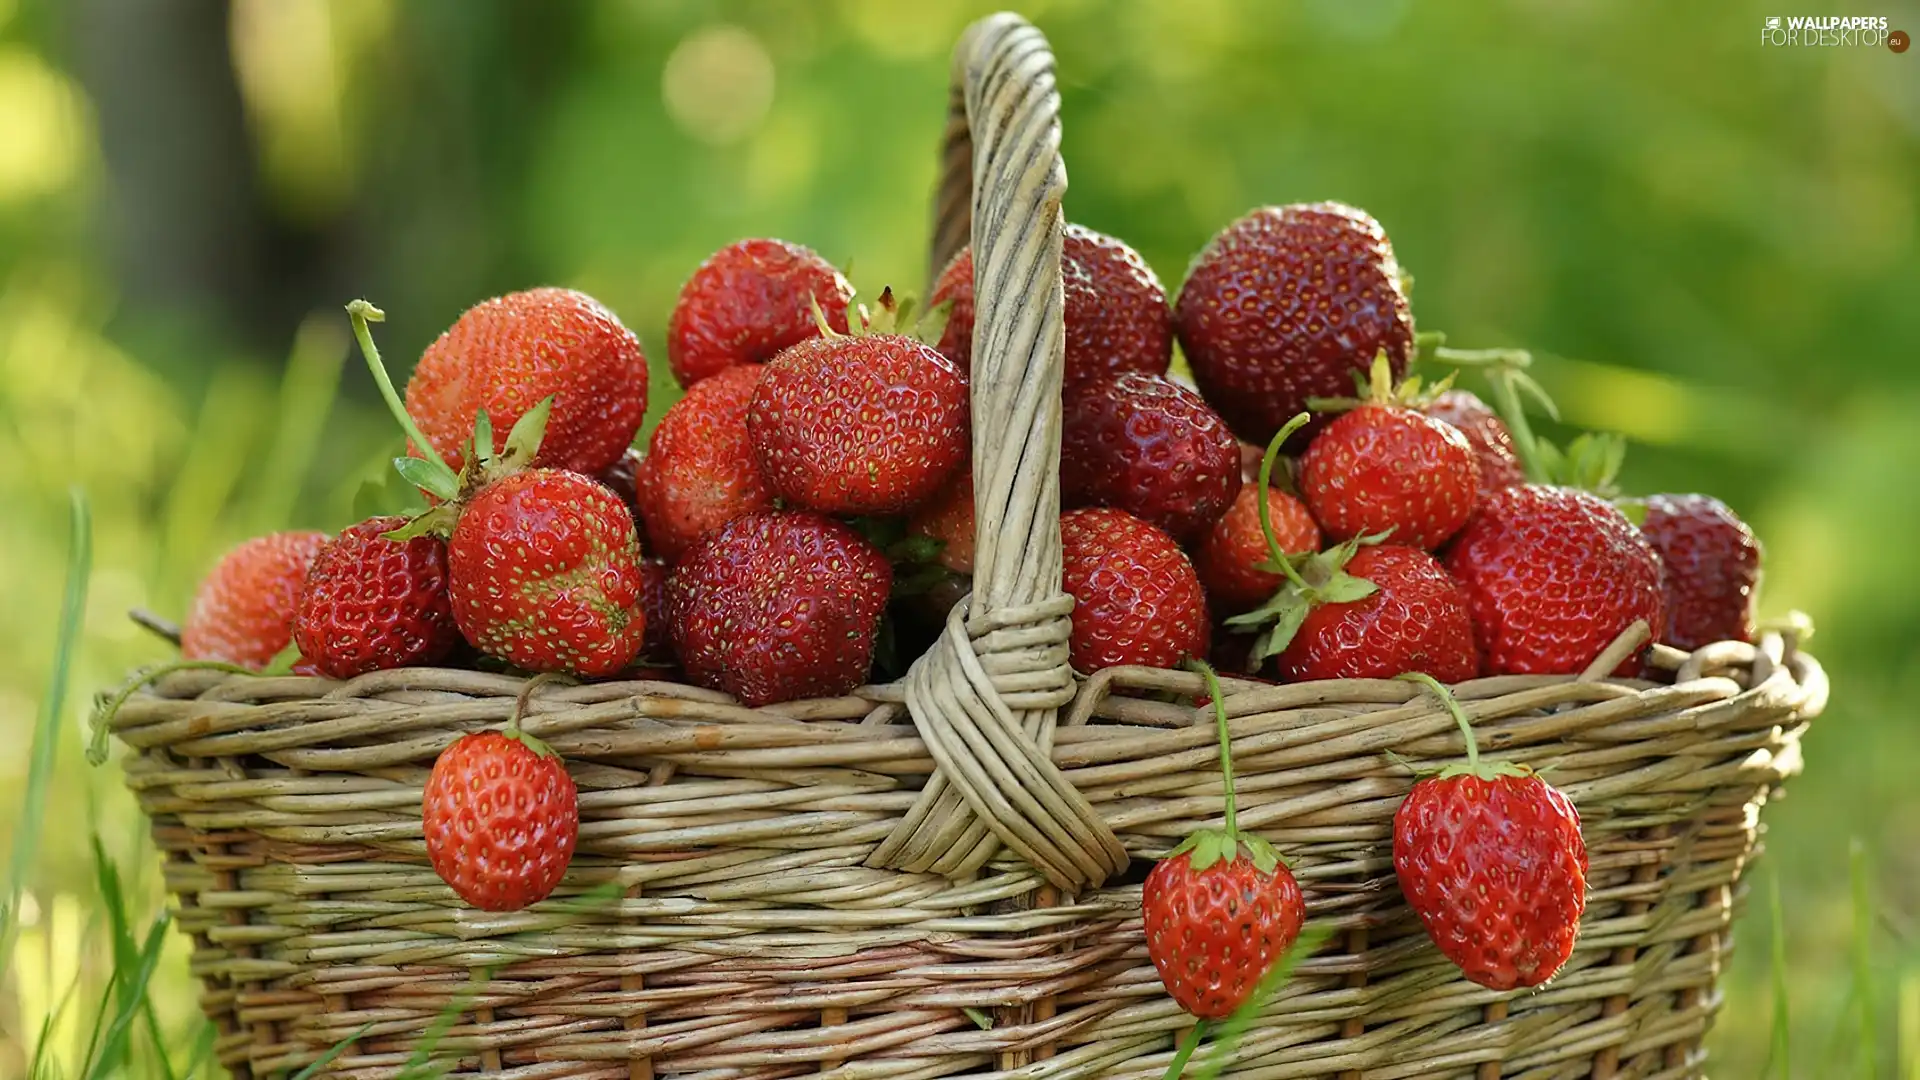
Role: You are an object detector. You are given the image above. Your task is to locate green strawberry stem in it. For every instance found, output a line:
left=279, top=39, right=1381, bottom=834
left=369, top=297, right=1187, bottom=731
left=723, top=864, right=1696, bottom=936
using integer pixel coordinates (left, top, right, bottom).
left=505, top=672, right=573, bottom=757
left=347, top=300, right=454, bottom=477
left=1171, top=660, right=1282, bottom=874
left=1485, top=367, right=1547, bottom=485
left=1252, top=412, right=1315, bottom=592
left=1397, top=671, right=1528, bottom=782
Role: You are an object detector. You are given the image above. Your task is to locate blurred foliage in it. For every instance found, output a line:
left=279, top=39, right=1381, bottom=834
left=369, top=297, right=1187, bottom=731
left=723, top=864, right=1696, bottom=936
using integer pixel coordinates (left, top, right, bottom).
left=1, top=0, right=1916, bottom=1075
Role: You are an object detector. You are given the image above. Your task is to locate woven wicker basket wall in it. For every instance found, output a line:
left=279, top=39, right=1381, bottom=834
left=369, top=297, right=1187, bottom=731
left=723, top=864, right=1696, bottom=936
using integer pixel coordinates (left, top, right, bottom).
left=102, top=13, right=1828, bottom=1079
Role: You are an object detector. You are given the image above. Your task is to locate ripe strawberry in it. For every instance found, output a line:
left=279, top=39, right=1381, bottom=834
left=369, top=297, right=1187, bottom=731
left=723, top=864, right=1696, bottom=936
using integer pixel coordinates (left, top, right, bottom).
left=423, top=727, right=578, bottom=911
left=929, top=224, right=1172, bottom=384
left=1445, top=485, right=1665, bottom=676
left=634, top=364, right=776, bottom=562
left=1060, top=372, right=1242, bottom=541
left=637, top=558, right=675, bottom=665
left=448, top=470, right=648, bottom=677
left=181, top=531, right=331, bottom=668
left=1059, top=508, right=1209, bottom=673
left=748, top=333, right=967, bottom=515
left=1424, top=389, right=1525, bottom=496
left=667, top=238, right=855, bottom=387
left=1196, top=486, right=1321, bottom=614
left=1276, top=544, right=1479, bottom=683
left=1639, top=493, right=1761, bottom=651
left=404, top=287, right=647, bottom=475
left=1300, top=406, right=1479, bottom=550
left=293, top=517, right=461, bottom=678
left=1145, top=662, right=1307, bottom=1019
left=1394, top=675, right=1588, bottom=990
left=668, top=511, right=892, bottom=706
left=1174, top=203, right=1414, bottom=447
left=908, top=471, right=975, bottom=575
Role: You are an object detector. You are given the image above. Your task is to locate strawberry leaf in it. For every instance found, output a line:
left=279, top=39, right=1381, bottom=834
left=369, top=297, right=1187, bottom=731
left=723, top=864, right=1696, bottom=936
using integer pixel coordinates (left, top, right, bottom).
left=502, top=396, right=554, bottom=468
left=1316, top=572, right=1378, bottom=605
left=353, top=463, right=428, bottom=520
left=1188, top=831, right=1227, bottom=873
left=394, top=456, right=458, bottom=502
left=1239, top=835, right=1281, bottom=876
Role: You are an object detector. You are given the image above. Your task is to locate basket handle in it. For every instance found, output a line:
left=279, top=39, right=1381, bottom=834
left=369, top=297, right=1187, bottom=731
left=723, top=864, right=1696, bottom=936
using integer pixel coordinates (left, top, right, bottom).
left=866, top=13, right=1128, bottom=892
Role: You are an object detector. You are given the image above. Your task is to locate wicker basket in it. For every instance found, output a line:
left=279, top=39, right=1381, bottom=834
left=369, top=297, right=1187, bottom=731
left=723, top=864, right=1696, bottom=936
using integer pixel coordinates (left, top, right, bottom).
left=102, top=13, right=1828, bottom=1079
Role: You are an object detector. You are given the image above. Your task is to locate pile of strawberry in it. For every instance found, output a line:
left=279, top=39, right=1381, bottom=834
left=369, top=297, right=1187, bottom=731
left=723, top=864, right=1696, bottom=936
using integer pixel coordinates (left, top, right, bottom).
left=165, top=204, right=1763, bottom=958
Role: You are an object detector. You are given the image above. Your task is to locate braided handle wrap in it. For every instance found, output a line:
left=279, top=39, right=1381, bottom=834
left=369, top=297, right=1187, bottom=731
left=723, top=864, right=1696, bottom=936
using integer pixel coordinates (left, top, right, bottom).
left=867, top=14, right=1128, bottom=891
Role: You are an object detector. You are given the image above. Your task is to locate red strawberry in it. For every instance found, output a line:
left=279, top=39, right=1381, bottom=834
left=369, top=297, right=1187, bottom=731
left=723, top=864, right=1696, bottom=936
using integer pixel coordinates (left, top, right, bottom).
left=1060, top=508, right=1209, bottom=673
left=1174, top=203, right=1414, bottom=447
left=181, top=531, right=331, bottom=668
left=404, top=287, right=647, bottom=475
left=448, top=470, right=648, bottom=677
left=908, top=471, right=975, bottom=575
left=1060, top=372, right=1242, bottom=541
left=293, top=517, right=461, bottom=678
left=637, top=558, right=675, bottom=664
left=667, top=238, right=855, bottom=387
left=423, top=728, right=578, bottom=911
left=1394, top=675, right=1588, bottom=990
left=668, top=511, right=892, bottom=706
left=1639, top=493, right=1761, bottom=651
left=1276, top=544, right=1479, bottom=683
left=1300, top=405, right=1479, bottom=550
left=634, top=364, right=776, bottom=562
left=748, top=333, right=967, bottom=515
left=1145, top=662, right=1307, bottom=1019
left=929, top=224, right=1172, bottom=384
left=1424, top=389, right=1526, bottom=496
left=1445, top=485, right=1665, bottom=676
left=1196, top=486, right=1321, bottom=614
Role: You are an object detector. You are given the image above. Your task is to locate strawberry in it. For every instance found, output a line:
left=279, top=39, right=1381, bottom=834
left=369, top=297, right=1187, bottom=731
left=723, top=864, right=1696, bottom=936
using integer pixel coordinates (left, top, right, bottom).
left=907, top=471, right=975, bottom=575
left=596, top=446, right=645, bottom=518
left=403, top=287, right=647, bottom=475
left=667, top=238, right=855, bottom=387
left=448, top=469, right=649, bottom=677
left=1059, top=507, right=1209, bottom=674
left=748, top=331, right=967, bottom=516
left=1394, top=674, right=1588, bottom=990
left=293, top=517, right=461, bottom=678
left=1060, top=372, right=1242, bottom=541
left=633, top=364, right=776, bottom=562
left=1145, top=661, right=1307, bottom=1019
left=1424, top=389, right=1525, bottom=496
left=1174, top=203, right=1414, bottom=447
left=1445, top=484, right=1665, bottom=676
left=181, top=531, right=331, bottom=668
left=423, top=726, right=578, bottom=911
left=1638, top=493, right=1761, bottom=651
left=637, top=558, right=675, bottom=665
left=1275, top=544, right=1479, bottom=683
left=668, top=511, right=892, bottom=706
left=1299, top=390, right=1480, bottom=550
left=1196, top=485, right=1321, bottom=614
left=929, top=223, right=1172, bottom=384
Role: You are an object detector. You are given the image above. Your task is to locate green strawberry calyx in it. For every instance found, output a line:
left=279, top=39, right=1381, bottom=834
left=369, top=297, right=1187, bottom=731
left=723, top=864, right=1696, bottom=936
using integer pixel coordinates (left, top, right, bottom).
left=1398, top=671, right=1531, bottom=783
left=1223, top=411, right=1386, bottom=666
left=346, top=299, right=556, bottom=541
left=1304, top=349, right=1456, bottom=415
left=807, top=287, right=953, bottom=351
left=1166, top=659, right=1284, bottom=875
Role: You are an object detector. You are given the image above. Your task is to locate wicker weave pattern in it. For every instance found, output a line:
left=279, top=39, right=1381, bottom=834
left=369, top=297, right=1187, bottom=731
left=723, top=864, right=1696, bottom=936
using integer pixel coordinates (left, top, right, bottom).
left=108, top=630, right=1823, bottom=1078
left=103, top=13, right=1829, bottom=1078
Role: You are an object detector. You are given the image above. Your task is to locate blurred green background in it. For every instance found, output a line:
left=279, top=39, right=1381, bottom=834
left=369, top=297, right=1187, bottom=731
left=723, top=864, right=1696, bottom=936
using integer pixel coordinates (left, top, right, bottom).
left=1, top=0, right=1915, bottom=1075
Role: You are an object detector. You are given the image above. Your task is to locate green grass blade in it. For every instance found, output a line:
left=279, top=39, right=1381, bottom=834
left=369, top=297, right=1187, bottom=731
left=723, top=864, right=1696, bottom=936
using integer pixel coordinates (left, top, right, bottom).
left=248, top=314, right=347, bottom=533
left=89, top=835, right=178, bottom=1080
left=1853, top=840, right=1877, bottom=1079
left=82, top=911, right=173, bottom=1080
left=1, top=488, right=92, bottom=971
left=1770, top=868, right=1791, bottom=1079
left=289, top=1021, right=376, bottom=1080
left=181, top=1021, right=216, bottom=1078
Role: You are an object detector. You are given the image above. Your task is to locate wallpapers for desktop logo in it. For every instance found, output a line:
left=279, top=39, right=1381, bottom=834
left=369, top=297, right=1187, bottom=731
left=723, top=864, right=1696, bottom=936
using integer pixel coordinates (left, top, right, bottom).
left=1760, top=15, right=1908, bottom=50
